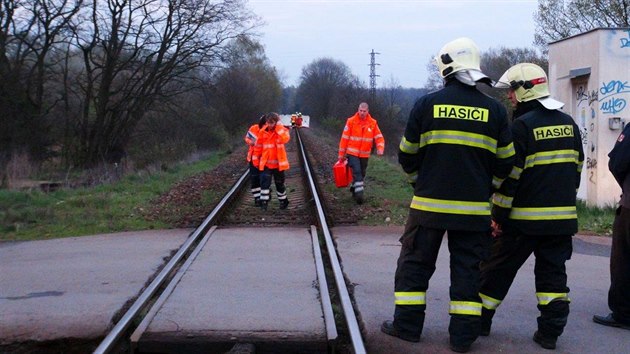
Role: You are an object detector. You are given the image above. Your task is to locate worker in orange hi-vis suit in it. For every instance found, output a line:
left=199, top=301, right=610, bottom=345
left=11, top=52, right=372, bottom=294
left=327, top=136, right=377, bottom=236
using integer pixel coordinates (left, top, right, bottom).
left=337, top=102, right=385, bottom=204
left=256, top=112, right=291, bottom=211
left=245, top=114, right=267, bottom=206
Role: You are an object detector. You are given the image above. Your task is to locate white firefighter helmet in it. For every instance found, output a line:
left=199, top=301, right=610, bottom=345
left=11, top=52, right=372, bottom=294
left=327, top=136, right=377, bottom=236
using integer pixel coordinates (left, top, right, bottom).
left=435, top=37, right=488, bottom=82
left=495, top=63, right=563, bottom=110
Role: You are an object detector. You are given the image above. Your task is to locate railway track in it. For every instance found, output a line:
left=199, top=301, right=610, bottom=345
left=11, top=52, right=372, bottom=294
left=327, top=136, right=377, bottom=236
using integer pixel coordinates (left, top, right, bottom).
left=93, top=128, right=366, bottom=354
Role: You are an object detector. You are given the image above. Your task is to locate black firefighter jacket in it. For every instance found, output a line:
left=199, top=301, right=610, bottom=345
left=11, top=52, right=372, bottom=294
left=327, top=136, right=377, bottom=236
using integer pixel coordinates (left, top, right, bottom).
left=492, top=100, right=584, bottom=235
left=398, top=80, right=514, bottom=231
left=608, top=123, right=630, bottom=208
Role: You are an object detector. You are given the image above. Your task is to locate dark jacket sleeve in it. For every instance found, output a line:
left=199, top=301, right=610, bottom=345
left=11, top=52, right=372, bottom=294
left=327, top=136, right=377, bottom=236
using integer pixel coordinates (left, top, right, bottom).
left=492, top=106, right=515, bottom=192
left=608, top=124, right=630, bottom=187
left=492, top=119, right=526, bottom=224
left=398, top=100, right=423, bottom=185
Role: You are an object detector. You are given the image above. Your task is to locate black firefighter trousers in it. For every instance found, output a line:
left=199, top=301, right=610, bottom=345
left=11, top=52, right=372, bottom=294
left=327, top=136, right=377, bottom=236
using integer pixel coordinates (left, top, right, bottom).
left=393, top=223, right=491, bottom=347
left=479, top=231, right=572, bottom=338
left=609, top=206, right=630, bottom=322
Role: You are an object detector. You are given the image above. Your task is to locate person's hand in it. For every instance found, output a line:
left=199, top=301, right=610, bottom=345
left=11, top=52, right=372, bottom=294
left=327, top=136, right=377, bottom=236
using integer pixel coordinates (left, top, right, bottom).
left=490, top=219, right=503, bottom=238
left=377, top=150, right=384, bottom=156
left=338, top=156, right=345, bottom=163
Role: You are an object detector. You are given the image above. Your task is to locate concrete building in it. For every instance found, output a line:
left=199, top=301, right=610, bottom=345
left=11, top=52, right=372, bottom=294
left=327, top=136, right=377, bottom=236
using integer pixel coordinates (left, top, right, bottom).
left=548, top=28, right=630, bottom=207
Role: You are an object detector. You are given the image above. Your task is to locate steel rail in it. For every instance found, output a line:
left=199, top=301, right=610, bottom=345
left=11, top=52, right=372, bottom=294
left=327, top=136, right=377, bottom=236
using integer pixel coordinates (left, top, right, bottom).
left=93, top=169, right=249, bottom=354
left=296, top=129, right=367, bottom=354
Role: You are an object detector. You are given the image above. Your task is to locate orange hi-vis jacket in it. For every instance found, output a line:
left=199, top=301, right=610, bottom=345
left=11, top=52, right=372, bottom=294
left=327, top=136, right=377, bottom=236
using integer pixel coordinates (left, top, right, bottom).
left=256, top=124, right=291, bottom=171
left=338, top=113, right=385, bottom=159
left=245, top=124, right=261, bottom=163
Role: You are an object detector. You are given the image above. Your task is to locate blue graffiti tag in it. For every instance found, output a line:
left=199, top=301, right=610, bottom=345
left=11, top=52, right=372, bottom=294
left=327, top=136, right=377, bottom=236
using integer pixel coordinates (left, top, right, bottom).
left=601, top=97, right=627, bottom=114
left=621, top=30, right=630, bottom=48
left=600, top=80, right=629, bottom=114
left=600, top=80, right=630, bottom=96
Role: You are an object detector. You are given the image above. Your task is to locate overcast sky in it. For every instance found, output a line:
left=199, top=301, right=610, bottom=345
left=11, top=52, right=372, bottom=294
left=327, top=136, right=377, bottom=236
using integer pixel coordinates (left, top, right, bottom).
left=246, top=0, right=540, bottom=88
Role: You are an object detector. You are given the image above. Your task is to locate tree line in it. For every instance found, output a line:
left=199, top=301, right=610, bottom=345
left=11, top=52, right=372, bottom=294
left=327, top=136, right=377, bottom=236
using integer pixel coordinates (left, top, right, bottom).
left=1, top=0, right=627, bottom=184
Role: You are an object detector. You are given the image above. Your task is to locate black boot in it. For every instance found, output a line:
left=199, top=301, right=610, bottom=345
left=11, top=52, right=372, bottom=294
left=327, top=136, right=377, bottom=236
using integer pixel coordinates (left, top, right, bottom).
left=254, top=197, right=261, bottom=207
left=380, top=320, right=420, bottom=342
left=279, top=199, right=289, bottom=210
left=533, top=331, right=557, bottom=350
left=260, top=200, right=268, bottom=211
left=354, top=190, right=364, bottom=204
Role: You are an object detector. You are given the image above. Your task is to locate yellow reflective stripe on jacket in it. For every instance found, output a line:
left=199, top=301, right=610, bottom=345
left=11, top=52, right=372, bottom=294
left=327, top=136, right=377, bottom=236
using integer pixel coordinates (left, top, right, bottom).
left=510, top=206, right=577, bottom=220
left=449, top=301, right=482, bottom=316
left=497, top=142, right=515, bottom=159
left=492, top=193, right=513, bottom=208
left=411, top=196, right=491, bottom=215
left=577, top=159, right=584, bottom=173
left=524, top=149, right=581, bottom=169
left=480, top=293, right=502, bottom=310
left=492, top=175, right=505, bottom=189
left=395, top=291, right=426, bottom=305
left=536, top=292, right=570, bottom=305
left=399, top=136, right=420, bottom=154
left=509, top=166, right=523, bottom=180
left=419, top=130, right=497, bottom=154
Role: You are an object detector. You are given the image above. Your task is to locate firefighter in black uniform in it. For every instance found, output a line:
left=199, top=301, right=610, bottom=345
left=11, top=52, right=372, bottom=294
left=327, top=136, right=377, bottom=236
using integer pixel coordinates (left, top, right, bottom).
left=380, top=37, right=514, bottom=353
left=593, top=123, right=630, bottom=330
left=478, top=63, right=584, bottom=350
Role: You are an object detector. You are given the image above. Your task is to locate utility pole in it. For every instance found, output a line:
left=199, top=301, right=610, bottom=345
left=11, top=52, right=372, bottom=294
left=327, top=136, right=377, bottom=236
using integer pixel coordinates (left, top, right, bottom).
left=369, top=49, right=380, bottom=102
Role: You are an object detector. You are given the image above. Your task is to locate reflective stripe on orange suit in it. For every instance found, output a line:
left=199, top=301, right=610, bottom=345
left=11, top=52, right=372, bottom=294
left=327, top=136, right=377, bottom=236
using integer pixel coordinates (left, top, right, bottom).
left=338, top=113, right=385, bottom=159
left=257, top=124, right=291, bottom=171
left=245, top=124, right=260, bottom=162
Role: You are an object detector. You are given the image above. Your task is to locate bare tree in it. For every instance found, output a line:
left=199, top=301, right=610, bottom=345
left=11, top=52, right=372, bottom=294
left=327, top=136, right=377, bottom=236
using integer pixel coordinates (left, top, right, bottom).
left=424, top=56, right=443, bottom=92
left=0, top=0, right=82, bottom=169
left=296, top=57, right=365, bottom=126
left=372, top=76, right=405, bottom=155
left=209, top=36, right=282, bottom=137
left=534, top=0, right=630, bottom=51
left=64, top=0, right=259, bottom=167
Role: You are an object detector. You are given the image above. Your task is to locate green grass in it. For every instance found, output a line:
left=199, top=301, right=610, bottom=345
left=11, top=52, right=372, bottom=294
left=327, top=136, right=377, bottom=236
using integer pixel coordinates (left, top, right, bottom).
left=319, top=155, right=411, bottom=226
left=0, top=152, right=226, bottom=241
left=361, top=156, right=412, bottom=225
left=577, top=200, right=616, bottom=236
left=337, top=155, right=616, bottom=236
left=1, top=146, right=616, bottom=241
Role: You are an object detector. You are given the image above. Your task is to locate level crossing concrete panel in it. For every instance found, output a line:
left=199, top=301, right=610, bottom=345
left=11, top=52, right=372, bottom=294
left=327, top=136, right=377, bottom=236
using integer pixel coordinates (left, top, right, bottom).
left=333, top=226, right=628, bottom=354
left=136, top=227, right=327, bottom=352
left=0, top=230, right=190, bottom=345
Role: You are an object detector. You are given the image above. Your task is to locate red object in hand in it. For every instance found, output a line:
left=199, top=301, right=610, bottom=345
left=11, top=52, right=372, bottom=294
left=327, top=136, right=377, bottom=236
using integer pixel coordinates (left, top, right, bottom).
left=333, top=160, right=353, bottom=188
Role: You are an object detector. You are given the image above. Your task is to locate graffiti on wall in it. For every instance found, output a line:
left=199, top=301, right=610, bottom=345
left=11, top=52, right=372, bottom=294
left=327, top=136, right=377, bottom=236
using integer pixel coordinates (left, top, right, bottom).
left=575, top=84, right=599, bottom=184
left=575, top=85, right=598, bottom=147
left=600, top=80, right=629, bottom=115
left=621, top=29, right=630, bottom=48
left=577, top=86, right=599, bottom=106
